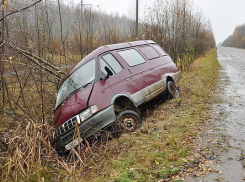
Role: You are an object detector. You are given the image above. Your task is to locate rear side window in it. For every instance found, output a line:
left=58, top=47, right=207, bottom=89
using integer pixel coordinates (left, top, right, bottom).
left=138, top=46, right=160, bottom=60
left=118, top=49, right=146, bottom=66
left=152, top=44, right=167, bottom=56
left=100, top=53, right=123, bottom=76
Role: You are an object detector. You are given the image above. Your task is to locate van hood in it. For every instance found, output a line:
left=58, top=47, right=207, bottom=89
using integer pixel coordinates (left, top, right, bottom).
left=54, top=84, right=93, bottom=128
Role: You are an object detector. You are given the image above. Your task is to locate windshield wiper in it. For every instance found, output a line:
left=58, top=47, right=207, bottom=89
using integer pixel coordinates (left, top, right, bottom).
left=55, top=82, right=93, bottom=112
left=67, top=82, right=93, bottom=98
left=82, top=82, right=92, bottom=88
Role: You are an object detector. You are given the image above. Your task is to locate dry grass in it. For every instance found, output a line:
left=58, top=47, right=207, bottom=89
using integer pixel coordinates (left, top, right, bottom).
left=0, top=49, right=220, bottom=181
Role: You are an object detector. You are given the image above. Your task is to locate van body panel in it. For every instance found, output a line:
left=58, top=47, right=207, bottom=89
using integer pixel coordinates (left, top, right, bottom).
left=129, top=65, right=159, bottom=88
left=110, top=94, right=140, bottom=107
left=142, top=79, right=165, bottom=101
left=88, top=80, right=114, bottom=111
left=130, top=91, right=145, bottom=105
left=106, top=67, right=142, bottom=95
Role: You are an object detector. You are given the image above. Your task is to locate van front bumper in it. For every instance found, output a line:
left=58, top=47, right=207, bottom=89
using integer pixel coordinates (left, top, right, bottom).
left=55, top=105, right=116, bottom=153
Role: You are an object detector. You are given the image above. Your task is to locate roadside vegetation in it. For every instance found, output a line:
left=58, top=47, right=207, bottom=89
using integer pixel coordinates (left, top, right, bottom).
left=0, top=0, right=218, bottom=181
left=0, top=49, right=220, bottom=181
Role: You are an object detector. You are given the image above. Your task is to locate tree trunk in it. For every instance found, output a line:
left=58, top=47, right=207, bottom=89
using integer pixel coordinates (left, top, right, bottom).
left=0, top=0, right=5, bottom=122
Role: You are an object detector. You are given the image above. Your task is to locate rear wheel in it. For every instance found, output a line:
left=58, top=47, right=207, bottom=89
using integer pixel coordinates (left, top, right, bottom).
left=167, top=81, right=180, bottom=99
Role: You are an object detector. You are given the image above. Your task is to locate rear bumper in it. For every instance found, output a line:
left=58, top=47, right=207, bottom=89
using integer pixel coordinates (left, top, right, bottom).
left=172, top=71, right=182, bottom=83
left=55, top=105, right=116, bottom=153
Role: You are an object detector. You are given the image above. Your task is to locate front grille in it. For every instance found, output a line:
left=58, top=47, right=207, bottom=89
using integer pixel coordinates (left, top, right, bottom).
left=54, top=115, right=81, bottom=141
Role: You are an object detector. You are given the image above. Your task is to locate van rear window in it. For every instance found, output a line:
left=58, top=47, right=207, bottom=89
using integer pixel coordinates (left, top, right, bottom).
left=117, top=49, right=146, bottom=66
left=152, top=44, right=167, bottom=56
left=138, top=46, right=160, bottom=60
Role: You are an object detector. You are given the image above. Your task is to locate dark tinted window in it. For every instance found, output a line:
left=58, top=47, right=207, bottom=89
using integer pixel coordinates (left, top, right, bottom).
left=100, top=53, right=123, bottom=76
left=152, top=44, right=167, bottom=56
left=138, top=46, right=160, bottom=60
left=118, top=49, right=146, bottom=66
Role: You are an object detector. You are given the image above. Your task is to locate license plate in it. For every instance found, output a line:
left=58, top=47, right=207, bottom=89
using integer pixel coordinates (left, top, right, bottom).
left=65, top=138, right=80, bottom=150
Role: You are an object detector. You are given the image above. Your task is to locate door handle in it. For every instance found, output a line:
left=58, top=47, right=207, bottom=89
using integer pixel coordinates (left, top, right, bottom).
left=125, top=77, right=132, bottom=81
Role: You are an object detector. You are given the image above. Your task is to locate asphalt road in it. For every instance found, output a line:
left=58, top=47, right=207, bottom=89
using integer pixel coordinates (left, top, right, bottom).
left=187, top=47, right=245, bottom=181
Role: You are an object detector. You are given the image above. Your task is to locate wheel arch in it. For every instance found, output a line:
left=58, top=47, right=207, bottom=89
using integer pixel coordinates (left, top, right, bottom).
left=110, top=94, right=141, bottom=116
left=166, top=76, right=175, bottom=84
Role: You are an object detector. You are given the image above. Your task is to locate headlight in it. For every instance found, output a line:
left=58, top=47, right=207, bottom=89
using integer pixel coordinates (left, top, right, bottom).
left=79, top=105, right=98, bottom=122
left=90, top=105, right=98, bottom=114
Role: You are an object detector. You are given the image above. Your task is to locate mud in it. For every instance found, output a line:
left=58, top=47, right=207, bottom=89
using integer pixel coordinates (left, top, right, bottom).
left=186, top=47, right=245, bottom=182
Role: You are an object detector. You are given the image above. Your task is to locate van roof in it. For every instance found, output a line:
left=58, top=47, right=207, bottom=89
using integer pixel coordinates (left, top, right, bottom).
left=63, top=40, right=156, bottom=81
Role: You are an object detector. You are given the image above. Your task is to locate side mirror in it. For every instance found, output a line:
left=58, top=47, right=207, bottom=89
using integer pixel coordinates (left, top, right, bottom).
left=105, top=66, right=113, bottom=78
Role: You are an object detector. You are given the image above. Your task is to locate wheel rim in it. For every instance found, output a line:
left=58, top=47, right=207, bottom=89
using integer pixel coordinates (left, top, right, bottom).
left=169, top=83, right=179, bottom=98
left=119, top=115, right=137, bottom=132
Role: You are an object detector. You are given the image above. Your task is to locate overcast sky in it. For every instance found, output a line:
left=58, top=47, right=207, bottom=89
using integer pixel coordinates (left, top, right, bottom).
left=74, top=0, right=245, bottom=44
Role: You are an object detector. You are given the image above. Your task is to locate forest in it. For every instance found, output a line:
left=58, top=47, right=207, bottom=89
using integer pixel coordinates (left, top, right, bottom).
left=222, top=23, right=245, bottom=48
left=0, top=0, right=215, bottom=181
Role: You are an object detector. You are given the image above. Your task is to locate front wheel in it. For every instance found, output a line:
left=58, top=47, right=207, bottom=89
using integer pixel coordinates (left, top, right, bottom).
left=115, top=110, right=142, bottom=134
left=167, top=81, right=180, bottom=99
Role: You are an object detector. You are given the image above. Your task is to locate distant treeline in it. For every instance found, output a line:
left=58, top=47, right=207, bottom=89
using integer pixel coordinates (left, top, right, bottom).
left=222, top=23, right=245, bottom=48
left=0, top=0, right=215, bottom=72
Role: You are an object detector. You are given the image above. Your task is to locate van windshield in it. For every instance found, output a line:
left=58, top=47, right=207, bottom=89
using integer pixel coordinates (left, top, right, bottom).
left=55, top=58, right=96, bottom=108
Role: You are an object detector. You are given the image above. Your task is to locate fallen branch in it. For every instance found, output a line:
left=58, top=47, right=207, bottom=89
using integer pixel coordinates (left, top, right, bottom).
left=0, top=37, right=66, bottom=79
left=20, top=51, right=63, bottom=80
left=3, top=38, right=65, bottom=73
left=0, top=0, right=42, bottom=22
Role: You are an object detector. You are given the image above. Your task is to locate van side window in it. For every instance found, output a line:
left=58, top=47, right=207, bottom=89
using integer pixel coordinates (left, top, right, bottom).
left=100, top=53, right=123, bottom=76
left=138, top=46, right=160, bottom=60
left=117, top=49, right=146, bottom=66
left=152, top=44, right=167, bottom=56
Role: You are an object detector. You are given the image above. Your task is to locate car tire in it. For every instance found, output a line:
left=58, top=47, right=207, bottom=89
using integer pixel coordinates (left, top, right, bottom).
left=116, top=110, right=142, bottom=133
left=167, top=81, right=180, bottom=99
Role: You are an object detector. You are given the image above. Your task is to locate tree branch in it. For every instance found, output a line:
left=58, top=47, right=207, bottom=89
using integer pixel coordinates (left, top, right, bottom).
left=0, top=37, right=65, bottom=80
left=20, top=51, right=63, bottom=80
left=0, top=0, right=42, bottom=22
left=1, top=37, right=65, bottom=74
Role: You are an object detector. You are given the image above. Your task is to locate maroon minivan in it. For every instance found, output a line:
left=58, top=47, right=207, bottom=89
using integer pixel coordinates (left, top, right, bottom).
left=53, top=40, right=181, bottom=154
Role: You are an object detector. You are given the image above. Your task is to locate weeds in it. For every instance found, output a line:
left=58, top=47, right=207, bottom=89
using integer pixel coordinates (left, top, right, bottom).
left=0, top=49, right=220, bottom=181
